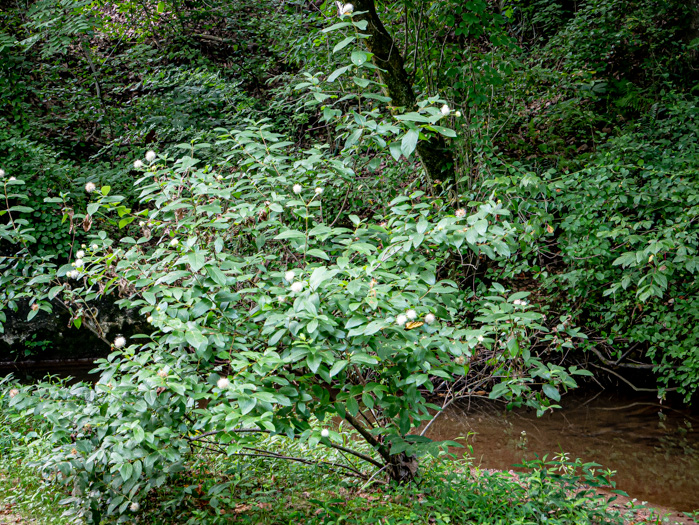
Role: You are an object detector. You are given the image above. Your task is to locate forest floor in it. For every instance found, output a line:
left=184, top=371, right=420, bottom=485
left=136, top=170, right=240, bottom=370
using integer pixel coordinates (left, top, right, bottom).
left=1, top=468, right=696, bottom=524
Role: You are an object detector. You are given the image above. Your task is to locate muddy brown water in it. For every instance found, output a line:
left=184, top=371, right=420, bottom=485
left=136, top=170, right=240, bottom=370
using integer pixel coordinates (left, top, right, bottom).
left=425, top=392, right=699, bottom=514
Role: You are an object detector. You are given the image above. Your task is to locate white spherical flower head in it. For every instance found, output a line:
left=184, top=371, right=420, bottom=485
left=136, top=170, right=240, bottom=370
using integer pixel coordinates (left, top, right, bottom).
left=85, top=182, right=96, bottom=193
left=139, top=221, right=145, bottom=227
left=396, top=314, right=408, bottom=327
left=0, top=169, right=4, bottom=177
left=321, top=428, right=330, bottom=438
left=337, top=1, right=353, bottom=15
left=477, top=335, right=484, bottom=343
left=74, top=259, right=84, bottom=268
left=113, top=336, right=126, bottom=348
left=292, top=183, right=303, bottom=194
left=217, top=377, right=230, bottom=389
left=133, top=159, right=144, bottom=169
left=130, top=502, right=140, bottom=512
left=425, top=313, right=436, bottom=325
left=76, top=250, right=85, bottom=259
left=455, top=110, right=462, bottom=117
left=290, top=281, right=304, bottom=293
left=9, top=388, right=19, bottom=398
left=441, top=104, right=450, bottom=116
left=147, top=316, right=154, bottom=323
left=455, top=208, right=466, bottom=218
left=284, top=270, right=295, bottom=282
left=8, top=176, right=16, bottom=181
left=406, top=309, right=417, bottom=321
left=315, top=187, right=323, bottom=195
left=145, top=150, right=156, bottom=163
left=91, top=244, right=98, bottom=251
left=170, top=238, right=179, bottom=247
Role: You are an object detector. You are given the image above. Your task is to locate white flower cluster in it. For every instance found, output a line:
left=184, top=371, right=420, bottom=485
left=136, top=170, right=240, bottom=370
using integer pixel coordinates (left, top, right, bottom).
left=0, top=169, right=5, bottom=177
left=290, top=281, right=304, bottom=293
left=396, top=309, right=437, bottom=326
left=321, top=428, right=330, bottom=438
left=133, top=151, right=157, bottom=170
left=9, top=388, right=19, bottom=398
left=293, top=183, right=303, bottom=194
left=440, top=104, right=461, bottom=118
left=336, top=1, right=353, bottom=15
left=85, top=182, right=97, bottom=193
left=66, top=270, right=81, bottom=280
left=513, top=299, right=528, bottom=306
left=455, top=208, right=466, bottom=218
left=113, top=336, right=126, bottom=348
left=217, top=377, right=230, bottom=389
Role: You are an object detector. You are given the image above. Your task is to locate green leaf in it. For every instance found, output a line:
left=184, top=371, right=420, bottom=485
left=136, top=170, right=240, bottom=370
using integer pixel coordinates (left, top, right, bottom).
left=239, top=397, right=257, bottom=415
left=329, top=360, right=347, bottom=378
left=327, top=65, right=351, bottom=83
left=307, top=353, right=322, bottom=373
left=306, top=248, right=329, bottom=260
left=333, top=36, right=355, bottom=53
left=427, top=125, right=457, bottom=137
left=119, top=462, right=133, bottom=482
left=205, top=265, right=227, bottom=286
left=322, top=22, right=352, bottom=33
left=394, top=112, right=431, bottom=123
left=389, top=142, right=402, bottom=161
left=187, top=252, right=206, bottom=272
left=542, top=384, right=561, bottom=402
left=345, top=396, right=359, bottom=416
left=401, top=129, right=419, bottom=158
left=275, top=230, right=306, bottom=240
left=157, top=1, right=164, bottom=12
left=87, top=203, right=100, bottom=216
left=351, top=50, right=371, bottom=66
left=185, top=330, right=208, bottom=351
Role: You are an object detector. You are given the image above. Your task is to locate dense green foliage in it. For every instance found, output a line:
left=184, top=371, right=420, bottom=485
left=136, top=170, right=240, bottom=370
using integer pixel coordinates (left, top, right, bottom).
left=1, top=0, right=698, bottom=521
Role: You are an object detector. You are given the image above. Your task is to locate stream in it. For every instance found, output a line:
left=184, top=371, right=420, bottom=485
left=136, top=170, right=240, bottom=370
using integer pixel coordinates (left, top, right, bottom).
left=426, top=392, right=699, bottom=514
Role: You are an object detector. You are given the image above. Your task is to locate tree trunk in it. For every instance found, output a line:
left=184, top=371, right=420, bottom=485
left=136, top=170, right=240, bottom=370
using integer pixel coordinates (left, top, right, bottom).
left=688, top=1, right=699, bottom=72
left=352, top=0, right=454, bottom=184
left=387, top=451, right=419, bottom=482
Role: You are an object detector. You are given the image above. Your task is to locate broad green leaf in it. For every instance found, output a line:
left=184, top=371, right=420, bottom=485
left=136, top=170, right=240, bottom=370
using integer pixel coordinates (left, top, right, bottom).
left=401, top=129, right=419, bottom=158
left=333, top=36, right=355, bottom=53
